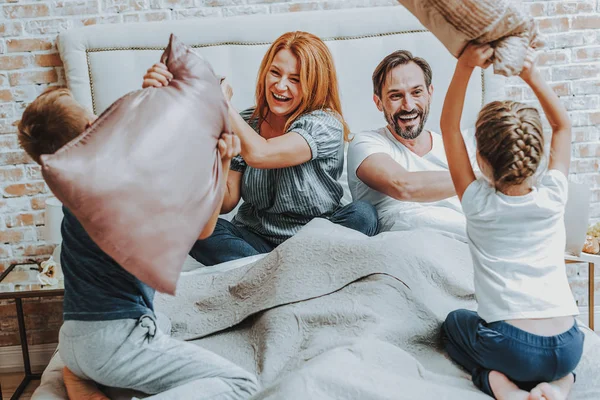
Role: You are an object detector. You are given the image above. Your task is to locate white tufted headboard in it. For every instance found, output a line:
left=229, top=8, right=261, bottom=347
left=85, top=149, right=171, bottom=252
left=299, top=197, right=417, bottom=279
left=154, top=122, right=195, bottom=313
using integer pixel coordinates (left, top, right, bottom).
left=57, top=6, right=506, bottom=136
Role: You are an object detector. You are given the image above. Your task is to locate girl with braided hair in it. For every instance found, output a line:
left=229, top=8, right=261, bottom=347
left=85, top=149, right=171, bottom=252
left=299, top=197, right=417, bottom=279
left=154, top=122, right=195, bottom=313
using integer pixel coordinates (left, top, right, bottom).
left=439, top=43, right=583, bottom=400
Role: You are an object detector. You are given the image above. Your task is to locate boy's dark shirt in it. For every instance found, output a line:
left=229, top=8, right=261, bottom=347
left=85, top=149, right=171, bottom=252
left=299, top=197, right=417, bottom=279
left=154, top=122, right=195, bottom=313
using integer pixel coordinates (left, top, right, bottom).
left=61, top=207, right=155, bottom=321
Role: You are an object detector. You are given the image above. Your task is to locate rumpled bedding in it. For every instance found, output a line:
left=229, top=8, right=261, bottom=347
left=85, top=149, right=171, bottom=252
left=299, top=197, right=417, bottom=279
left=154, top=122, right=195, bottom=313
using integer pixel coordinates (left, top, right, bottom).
left=32, top=219, right=600, bottom=399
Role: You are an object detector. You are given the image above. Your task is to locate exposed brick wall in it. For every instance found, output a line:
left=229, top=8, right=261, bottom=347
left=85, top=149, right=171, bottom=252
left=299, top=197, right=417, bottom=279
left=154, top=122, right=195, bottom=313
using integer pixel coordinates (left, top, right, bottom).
left=517, top=1, right=600, bottom=214
left=0, top=296, right=63, bottom=347
left=0, top=1, right=598, bottom=347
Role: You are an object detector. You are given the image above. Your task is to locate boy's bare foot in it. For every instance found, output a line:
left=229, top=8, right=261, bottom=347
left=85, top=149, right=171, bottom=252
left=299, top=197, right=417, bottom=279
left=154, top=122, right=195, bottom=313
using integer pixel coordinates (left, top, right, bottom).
left=528, top=373, right=574, bottom=400
left=488, top=370, right=530, bottom=400
left=62, top=367, right=109, bottom=400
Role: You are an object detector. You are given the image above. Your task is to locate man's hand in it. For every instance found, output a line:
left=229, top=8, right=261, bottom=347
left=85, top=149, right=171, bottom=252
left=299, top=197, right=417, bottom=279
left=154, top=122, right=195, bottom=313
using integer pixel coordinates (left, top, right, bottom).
left=458, top=43, right=494, bottom=70
left=218, top=133, right=240, bottom=165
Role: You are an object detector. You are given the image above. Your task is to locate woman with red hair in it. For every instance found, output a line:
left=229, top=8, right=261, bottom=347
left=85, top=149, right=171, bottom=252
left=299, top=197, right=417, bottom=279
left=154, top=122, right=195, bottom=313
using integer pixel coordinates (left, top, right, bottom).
left=143, top=31, right=378, bottom=265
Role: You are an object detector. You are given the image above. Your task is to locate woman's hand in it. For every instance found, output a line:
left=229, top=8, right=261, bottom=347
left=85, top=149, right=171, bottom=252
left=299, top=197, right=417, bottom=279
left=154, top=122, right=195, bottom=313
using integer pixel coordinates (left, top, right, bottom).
left=458, top=43, right=494, bottom=70
left=142, top=63, right=173, bottom=88
left=220, top=79, right=233, bottom=103
left=218, top=133, right=241, bottom=165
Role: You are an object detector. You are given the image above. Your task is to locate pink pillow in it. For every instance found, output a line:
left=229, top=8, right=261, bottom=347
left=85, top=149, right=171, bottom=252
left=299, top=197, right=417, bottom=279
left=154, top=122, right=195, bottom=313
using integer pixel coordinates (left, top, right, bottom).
left=41, top=34, right=229, bottom=294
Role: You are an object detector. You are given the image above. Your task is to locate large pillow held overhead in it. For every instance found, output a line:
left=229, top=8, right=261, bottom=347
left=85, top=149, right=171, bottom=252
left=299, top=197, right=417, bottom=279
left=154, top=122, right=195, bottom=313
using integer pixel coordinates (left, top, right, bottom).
left=398, top=0, right=542, bottom=77
left=41, top=34, right=228, bottom=294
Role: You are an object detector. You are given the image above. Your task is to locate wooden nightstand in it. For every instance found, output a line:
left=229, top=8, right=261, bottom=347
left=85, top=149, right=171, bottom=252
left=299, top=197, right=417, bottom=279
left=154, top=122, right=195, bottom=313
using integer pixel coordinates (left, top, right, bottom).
left=0, top=262, right=64, bottom=400
left=565, top=252, right=599, bottom=331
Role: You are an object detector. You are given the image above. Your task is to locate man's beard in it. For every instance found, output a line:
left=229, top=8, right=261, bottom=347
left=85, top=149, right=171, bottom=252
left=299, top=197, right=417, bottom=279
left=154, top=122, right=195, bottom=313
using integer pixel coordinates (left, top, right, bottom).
left=385, top=104, right=430, bottom=140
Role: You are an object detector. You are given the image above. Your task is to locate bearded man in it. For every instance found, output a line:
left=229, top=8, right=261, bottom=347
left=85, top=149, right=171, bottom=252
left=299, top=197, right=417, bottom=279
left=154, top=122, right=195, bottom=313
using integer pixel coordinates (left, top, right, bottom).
left=347, top=50, right=468, bottom=242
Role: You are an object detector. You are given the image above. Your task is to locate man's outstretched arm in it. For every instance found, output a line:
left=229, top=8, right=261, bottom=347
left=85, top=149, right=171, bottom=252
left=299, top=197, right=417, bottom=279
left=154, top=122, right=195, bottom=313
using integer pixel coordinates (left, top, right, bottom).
left=356, top=153, right=457, bottom=202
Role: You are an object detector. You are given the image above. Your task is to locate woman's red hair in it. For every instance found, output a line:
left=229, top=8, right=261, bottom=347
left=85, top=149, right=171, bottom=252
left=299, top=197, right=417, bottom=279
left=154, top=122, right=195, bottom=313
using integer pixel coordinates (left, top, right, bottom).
left=253, top=31, right=350, bottom=141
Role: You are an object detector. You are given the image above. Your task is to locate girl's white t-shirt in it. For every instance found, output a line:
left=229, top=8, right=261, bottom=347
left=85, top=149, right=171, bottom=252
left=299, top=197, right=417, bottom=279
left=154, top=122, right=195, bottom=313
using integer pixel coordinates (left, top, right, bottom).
left=461, top=170, right=579, bottom=323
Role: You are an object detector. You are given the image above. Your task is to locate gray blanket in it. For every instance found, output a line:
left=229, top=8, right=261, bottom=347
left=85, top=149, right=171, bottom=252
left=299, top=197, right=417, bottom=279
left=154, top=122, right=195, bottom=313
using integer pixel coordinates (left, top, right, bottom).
left=154, top=219, right=600, bottom=399
left=31, top=219, right=600, bottom=399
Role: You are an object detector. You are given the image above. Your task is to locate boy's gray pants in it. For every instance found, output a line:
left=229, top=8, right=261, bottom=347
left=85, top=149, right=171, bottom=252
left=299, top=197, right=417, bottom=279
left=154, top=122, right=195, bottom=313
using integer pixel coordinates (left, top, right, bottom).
left=59, top=314, right=259, bottom=399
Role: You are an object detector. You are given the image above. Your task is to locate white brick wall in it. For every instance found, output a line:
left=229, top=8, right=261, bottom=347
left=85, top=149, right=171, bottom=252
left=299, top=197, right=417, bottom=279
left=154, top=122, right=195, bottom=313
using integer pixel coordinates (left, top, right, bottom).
left=0, top=0, right=598, bottom=345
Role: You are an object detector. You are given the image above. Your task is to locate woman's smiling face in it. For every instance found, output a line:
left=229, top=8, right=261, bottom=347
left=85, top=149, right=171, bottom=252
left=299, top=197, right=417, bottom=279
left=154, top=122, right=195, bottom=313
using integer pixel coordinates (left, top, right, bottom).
left=265, top=49, right=303, bottom=117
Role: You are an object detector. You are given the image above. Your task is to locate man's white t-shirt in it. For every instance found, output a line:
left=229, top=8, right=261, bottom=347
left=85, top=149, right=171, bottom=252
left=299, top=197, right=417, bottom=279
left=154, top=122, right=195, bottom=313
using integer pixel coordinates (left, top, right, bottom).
left=347, top=127, right=467, bottom=242
left=462, top=170, right=579, bottom=323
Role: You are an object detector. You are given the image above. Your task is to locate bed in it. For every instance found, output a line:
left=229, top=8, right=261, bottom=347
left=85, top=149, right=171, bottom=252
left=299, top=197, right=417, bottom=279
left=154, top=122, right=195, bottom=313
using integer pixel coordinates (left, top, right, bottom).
left=32, top=5, right=600, bottom=399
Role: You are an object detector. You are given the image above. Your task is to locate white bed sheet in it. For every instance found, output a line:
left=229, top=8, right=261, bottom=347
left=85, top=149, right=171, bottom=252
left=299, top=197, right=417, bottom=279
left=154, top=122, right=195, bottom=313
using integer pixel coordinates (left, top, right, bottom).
left=181, top=254, right=266, bottom=275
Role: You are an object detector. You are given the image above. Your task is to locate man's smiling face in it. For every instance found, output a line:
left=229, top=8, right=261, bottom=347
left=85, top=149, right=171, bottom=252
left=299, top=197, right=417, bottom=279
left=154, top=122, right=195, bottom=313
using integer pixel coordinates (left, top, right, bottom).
left=375, top=62, right=433, bottom=141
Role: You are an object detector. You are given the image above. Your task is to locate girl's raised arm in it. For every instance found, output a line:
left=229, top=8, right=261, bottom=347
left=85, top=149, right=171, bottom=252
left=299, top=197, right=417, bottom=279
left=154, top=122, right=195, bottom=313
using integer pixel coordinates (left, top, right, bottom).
left=440, top=43, right=493, bottom=200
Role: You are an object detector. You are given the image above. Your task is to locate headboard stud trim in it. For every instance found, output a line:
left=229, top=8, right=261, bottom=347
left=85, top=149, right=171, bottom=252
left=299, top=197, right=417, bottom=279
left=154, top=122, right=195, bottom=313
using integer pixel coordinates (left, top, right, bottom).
left=83, top=29, right=486, bottom=116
